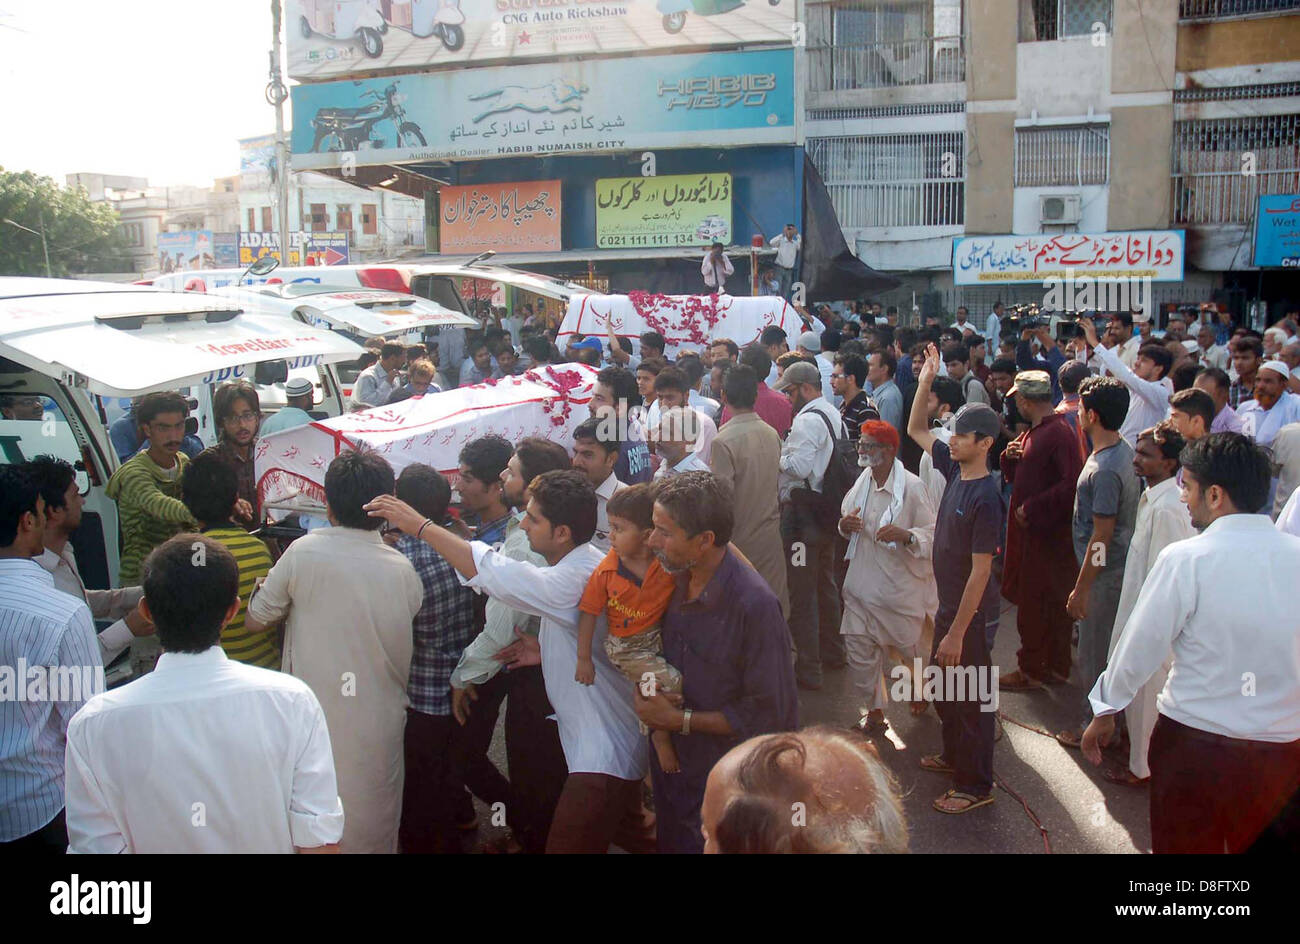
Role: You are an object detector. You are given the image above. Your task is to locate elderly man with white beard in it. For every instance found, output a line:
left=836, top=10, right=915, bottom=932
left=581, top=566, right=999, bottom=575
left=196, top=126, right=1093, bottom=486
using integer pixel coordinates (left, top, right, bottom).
left=837, top=420, right=938, bottom=734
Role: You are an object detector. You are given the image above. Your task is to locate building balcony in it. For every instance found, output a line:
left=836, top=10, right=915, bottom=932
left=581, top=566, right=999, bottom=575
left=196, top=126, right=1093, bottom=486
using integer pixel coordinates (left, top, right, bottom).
left=808, top=36, right=965, bottom=91
left=1180, top=0, right=1300, bottom=20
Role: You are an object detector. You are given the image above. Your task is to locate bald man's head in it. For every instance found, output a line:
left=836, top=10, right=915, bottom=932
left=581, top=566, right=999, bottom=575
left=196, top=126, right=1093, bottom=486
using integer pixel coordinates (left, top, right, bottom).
left=701, top=726, right=908, bottom=854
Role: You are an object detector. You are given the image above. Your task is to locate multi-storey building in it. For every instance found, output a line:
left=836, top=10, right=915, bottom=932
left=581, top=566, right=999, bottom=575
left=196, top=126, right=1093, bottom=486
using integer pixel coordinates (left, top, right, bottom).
left=806, top=0, right=1300, bottom=322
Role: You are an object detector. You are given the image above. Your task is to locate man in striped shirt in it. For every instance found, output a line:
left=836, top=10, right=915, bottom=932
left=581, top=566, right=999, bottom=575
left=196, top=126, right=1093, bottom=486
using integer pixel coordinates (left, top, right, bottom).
left=832, top=353, right=880, bottom=442
left=0, top=464, right=101, bottom=852
left=180, top=452, right=279, bottom=669
left=105, top=391, right=199, bottom=583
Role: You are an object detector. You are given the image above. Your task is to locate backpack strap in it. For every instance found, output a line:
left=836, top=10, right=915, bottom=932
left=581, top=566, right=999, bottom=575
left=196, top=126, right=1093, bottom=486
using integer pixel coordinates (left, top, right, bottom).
left=800, top=405, right=844, bottom=490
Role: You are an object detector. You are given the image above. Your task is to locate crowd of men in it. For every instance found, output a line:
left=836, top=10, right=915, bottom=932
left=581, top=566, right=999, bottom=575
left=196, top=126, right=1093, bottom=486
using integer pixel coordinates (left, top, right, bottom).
left=2, top=297, right=1298, bottom=855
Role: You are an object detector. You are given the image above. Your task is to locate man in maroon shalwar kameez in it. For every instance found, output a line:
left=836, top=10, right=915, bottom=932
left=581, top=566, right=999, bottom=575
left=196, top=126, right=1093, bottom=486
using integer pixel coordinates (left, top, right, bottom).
left=998, top=370, right=1086, bottom=689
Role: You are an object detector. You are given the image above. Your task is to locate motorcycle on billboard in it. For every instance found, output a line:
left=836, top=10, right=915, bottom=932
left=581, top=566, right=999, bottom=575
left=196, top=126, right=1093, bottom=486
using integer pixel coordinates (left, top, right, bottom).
left=309, top=81, right=427, bottom=152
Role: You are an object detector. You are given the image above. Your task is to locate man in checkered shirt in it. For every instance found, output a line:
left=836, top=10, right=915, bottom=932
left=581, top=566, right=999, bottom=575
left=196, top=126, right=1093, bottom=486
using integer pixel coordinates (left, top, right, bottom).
left=390, top=463, right=479, bottom=854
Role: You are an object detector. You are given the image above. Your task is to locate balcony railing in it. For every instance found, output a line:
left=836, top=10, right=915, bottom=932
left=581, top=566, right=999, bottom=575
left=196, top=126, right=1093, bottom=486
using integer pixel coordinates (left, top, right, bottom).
left=1170, top=114, right=1300, bottom=224
left=1180, top=0, right=1300, bottom=19
left=807, top=36, right=965, bottom=92
left=808, top=133, right=966, bottom=228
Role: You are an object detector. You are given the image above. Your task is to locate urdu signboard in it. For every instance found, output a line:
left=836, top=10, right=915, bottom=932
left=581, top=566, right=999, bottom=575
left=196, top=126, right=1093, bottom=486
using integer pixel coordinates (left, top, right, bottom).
left=595, top=174, right=732, bottom=249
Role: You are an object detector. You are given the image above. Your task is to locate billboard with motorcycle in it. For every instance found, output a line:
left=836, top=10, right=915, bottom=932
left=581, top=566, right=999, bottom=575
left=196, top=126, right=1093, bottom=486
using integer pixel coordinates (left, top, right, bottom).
left=287, top=0, right=795, bottom=80
left=290, top=46, right=795, bottom=170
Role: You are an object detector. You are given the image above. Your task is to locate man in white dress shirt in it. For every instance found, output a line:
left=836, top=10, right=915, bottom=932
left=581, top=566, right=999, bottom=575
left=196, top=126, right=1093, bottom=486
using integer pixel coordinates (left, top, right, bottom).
left=985, top=301, right=1004, bottom=352
left=1100, top=422, right=1196, bottom=787
left=768, top=223, right=801, bottom=299
left=1083, top=433, right=1300, bottom=853
left=366, top=470, right=655, bottom=854
left=0, top=465, right=101, bottom=853
left=776, top=360, right=848, bottom=690
left=64, top=534, right=344, bottom=853
left=27, top=456, right=152, bottom=672
left=1196, top=322, right=1230, bottom=371
left=797, top=331, right=836, bottom=405
left=572, top=417, right=626, bottom=552
left=1081, top=317, right=1173, bottom=447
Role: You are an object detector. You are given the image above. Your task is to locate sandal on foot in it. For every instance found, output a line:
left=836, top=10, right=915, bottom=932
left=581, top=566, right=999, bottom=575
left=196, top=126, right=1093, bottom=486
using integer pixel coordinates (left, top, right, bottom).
left=857, top=711, right=889, bottom=734
left=1102, top=767, right=1150, bottom=788
left=1055, top=729, right=1084, bottom=749
left=933, top=789, right=994, bottom=814
left=919, top=753, right=954, bottom=774
left=999, top=670, right=1044, bottom=691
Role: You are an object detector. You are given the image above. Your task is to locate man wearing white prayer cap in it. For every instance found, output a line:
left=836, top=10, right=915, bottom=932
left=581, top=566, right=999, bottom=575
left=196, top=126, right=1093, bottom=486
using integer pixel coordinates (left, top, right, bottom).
left=1238, top=360, right=1300, bottom=510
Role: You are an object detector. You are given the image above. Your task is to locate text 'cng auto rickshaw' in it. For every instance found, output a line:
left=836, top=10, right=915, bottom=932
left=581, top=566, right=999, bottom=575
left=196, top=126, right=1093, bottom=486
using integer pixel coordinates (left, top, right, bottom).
left=299, top=0, right=388, bottom=58
left=657, top=0, right=780, bottom=34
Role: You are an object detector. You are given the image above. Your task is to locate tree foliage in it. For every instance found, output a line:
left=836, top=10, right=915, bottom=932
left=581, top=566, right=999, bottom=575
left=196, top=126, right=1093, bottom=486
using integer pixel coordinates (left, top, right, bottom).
left=0, top=168, right=133, bottom=276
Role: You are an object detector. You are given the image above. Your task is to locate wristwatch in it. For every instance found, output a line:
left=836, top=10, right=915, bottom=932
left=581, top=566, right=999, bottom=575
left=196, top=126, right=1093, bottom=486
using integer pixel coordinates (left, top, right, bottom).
left=907, top=533, right=916, bottom=547
left=681, top=708, right=693, bottom=736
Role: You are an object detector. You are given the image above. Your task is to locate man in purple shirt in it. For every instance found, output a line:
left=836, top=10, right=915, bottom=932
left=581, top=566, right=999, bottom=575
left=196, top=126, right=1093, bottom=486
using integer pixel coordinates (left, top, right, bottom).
left=719, top=346, right=793, bottom=439
left=1193, top=368, right=1244, bottom=434
left=636, top=471, right=798, bottom=853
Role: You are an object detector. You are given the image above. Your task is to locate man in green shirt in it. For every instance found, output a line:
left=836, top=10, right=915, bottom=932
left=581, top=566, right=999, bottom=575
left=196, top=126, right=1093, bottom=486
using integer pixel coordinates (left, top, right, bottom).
left=106, top=391, right=200, bottom=583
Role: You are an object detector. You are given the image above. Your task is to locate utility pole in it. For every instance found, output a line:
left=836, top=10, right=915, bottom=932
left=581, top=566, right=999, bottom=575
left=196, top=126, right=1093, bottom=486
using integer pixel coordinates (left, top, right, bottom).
left=268, top=0, right=291, bottom=266
left=38, top=212, right=51, bottom=278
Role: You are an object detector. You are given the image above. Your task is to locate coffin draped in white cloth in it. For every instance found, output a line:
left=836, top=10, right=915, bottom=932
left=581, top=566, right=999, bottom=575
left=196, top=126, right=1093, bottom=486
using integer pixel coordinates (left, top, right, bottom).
left=255, top=363, right=598, bottom=513
left=559, top=293, right=809, bottom=358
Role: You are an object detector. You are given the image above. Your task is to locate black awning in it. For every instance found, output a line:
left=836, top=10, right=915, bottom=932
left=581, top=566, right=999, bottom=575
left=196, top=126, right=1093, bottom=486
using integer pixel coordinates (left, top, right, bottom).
left=800, top=153, right=900, bottom=298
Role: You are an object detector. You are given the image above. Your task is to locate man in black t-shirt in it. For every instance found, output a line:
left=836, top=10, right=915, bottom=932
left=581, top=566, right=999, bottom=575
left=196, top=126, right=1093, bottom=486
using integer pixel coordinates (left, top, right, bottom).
left=907, top=344, right=1003, bottom=816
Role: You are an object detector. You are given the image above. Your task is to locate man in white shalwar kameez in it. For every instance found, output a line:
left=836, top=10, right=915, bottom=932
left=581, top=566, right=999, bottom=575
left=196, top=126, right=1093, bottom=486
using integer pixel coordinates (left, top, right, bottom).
left=1104, top=422, right=1196, bottom=785
left=246, top=451, right=424, bottom=855
left=837, top=421, right=938, bottom=732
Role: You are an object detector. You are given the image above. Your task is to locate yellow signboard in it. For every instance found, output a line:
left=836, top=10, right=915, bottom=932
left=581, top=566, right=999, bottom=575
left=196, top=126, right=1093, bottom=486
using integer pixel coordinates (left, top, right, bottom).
left=595, top=174, right=732, bottom=250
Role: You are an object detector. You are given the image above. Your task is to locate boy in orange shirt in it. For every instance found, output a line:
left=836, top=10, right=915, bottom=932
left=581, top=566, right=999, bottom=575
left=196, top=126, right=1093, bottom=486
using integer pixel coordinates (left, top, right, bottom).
left=577, top=483, right=682, bottom=773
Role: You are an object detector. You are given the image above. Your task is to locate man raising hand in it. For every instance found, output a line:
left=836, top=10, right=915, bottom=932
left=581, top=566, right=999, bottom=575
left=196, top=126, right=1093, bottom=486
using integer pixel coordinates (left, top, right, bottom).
left=906, top=344, right=1003, bottom=816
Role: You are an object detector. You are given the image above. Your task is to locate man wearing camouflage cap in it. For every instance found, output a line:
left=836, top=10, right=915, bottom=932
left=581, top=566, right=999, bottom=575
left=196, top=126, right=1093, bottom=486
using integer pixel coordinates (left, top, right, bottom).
left=998, top=370, right=1086, bottom=691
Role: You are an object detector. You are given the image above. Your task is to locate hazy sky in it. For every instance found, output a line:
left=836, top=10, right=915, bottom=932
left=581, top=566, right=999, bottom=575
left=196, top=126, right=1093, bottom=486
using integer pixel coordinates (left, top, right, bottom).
left=0, top=0, right=278, bottom=187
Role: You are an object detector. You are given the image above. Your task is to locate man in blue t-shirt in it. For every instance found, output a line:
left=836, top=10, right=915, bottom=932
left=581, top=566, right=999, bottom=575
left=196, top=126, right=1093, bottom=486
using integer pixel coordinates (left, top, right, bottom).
left=590, top=366, right=652, bottom=484
left=908, top=343, right=1004, bottom=816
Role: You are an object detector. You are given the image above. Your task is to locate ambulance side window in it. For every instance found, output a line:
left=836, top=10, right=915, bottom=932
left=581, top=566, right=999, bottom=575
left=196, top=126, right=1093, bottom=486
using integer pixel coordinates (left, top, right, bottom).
left=0, top=395, right=87, bottom=489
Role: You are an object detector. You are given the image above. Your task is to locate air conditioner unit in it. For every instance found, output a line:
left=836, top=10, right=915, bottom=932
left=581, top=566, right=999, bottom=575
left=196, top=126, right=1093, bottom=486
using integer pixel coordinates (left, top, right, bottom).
left=1039, top=194, right=1082, bottom=225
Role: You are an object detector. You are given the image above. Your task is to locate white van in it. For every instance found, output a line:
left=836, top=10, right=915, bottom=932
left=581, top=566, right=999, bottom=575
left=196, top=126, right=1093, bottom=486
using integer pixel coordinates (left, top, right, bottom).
left=0, top=278, right=364, bottom=593
left=208, top=282, right=478, bottom=407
